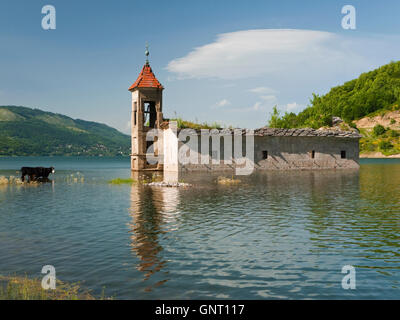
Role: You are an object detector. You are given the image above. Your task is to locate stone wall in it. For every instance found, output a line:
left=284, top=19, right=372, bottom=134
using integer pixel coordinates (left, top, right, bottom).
left=163, top=131, right=360, bottom=172
left=253, top=136, right=359, bottom=170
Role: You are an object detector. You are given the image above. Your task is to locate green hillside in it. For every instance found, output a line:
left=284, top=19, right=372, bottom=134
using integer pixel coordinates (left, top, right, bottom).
left=0, top=106, right=130, bottom=156
left=268, top=61, right=400, bottom=129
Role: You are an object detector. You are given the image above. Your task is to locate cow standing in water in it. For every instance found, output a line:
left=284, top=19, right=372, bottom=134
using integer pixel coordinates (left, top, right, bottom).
left=20, top=167, right=55, bottom=182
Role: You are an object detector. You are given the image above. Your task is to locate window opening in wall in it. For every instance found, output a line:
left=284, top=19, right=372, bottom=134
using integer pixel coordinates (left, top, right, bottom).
left=133, top=102, right=137, bottom=126
left=143, top=101, right=156, bottom=128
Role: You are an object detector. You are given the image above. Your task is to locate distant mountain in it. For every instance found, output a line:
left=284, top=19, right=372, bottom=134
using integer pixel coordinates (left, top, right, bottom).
left=0, top=106, right=130, bottom=156
left=268, top=61, right=400, bottom=129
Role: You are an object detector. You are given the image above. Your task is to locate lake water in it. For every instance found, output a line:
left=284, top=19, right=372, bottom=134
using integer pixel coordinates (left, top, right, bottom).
left=0, top=157, right=399, bottom=299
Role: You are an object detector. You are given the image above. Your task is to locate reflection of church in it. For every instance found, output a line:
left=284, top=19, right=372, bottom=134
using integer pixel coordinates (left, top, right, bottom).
left=128, top=172, right=180, bottom=289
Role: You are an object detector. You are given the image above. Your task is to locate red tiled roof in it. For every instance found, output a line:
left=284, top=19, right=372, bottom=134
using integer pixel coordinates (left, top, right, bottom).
left=129, top=62, right=163, bottom=90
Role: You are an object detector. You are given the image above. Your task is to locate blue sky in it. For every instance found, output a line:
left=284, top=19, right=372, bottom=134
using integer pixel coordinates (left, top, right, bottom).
left=1, top=0, right=400, bottom=133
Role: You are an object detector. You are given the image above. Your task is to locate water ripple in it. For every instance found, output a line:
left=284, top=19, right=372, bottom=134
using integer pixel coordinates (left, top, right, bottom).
left=0, top=158, right=399, bottom=299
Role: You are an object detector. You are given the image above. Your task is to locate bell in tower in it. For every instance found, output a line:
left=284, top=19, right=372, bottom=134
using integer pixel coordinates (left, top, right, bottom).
left=129, top=44, right=164, bottom=171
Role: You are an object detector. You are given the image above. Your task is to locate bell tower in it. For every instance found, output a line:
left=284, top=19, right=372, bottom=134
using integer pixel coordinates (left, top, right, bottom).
left=129, top=44, right=164, bottom=171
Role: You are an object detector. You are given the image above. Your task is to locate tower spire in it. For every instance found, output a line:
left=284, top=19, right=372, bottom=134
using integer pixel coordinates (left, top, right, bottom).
left=145, top=42, right=149, bottom=64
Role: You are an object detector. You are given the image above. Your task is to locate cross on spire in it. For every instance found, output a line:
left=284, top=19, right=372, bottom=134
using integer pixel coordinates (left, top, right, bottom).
left=145, top=42, right=149, bottom=63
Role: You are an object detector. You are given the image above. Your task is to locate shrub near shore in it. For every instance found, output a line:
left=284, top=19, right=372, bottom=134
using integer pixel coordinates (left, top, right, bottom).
left=0, top=275, right=111, bottom=300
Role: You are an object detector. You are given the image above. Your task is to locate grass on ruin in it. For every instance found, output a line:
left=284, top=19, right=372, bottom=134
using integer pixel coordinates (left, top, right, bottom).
left=171, top=117, right=224, bottom=130
left=217, top=176, right=241, bottom=185
left=0, top=275, right=110, bottom=300
left=108, top=178, right=136, bottom=185
left=109, top=174, right=163, bottom=185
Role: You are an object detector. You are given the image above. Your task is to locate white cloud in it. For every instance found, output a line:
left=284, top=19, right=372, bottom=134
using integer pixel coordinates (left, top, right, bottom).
left=235, top=95, right=277, bottom=113
left=228, top=103, right=262, bottom=112
left=248, top=87, right=277, bottom=94
left=285, top=102, right=299, bottom=111
left=215, top=99, right=231, bottom=107
left=232, top=99, right=276, bottom=113
left=252, top=102, right=262, bottom=111
left=166, top=29, right=367, bottom=80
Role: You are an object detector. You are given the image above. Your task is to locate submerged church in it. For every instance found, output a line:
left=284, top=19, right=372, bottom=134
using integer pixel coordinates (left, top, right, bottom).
left=128, top=50, right=361, bottom=173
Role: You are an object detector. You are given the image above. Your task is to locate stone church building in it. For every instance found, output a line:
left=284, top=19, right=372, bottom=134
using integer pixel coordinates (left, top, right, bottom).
left=129, top=57, right=361, bottom=173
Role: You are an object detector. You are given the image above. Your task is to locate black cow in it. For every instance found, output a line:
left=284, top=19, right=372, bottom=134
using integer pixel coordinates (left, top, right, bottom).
left=21, top=167, right=55, bottom=182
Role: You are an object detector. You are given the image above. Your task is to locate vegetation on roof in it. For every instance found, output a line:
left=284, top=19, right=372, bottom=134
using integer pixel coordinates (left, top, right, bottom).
left=170, top=117, right=223, bottom=130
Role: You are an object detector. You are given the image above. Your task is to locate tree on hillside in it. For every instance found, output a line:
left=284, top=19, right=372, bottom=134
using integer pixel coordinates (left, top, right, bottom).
left=268, top=61, right=400, bottom=129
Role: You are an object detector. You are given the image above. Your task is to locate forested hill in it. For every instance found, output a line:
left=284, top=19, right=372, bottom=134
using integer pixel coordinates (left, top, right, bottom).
left=269, top=61, right=400, bottom=129
left=0, top=106, right=130, bottom=156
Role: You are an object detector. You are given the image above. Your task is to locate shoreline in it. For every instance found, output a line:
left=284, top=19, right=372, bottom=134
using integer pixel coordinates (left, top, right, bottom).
left=360, top=152, right=400, bottom=158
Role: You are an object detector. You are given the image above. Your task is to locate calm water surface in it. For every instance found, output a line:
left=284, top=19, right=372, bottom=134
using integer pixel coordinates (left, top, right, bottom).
left=0, top=157, right=399, bottom=299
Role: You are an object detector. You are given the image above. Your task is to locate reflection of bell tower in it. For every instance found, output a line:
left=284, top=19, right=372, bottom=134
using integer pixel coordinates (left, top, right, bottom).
left=129, top=180, right=180, bottom=290
left=129, top=44, right=164, bottom=171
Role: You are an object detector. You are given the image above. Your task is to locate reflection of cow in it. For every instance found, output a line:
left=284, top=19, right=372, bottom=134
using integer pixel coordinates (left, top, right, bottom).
left=21, top=167, right=55, bottom=182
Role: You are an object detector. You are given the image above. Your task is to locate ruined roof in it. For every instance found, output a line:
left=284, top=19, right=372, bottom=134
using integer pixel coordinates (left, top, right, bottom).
left=254, top=127, right=362, bottom=138
left=129, top=62, right=163, bottom=91
left=161, top=120, right=361, bottom=138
